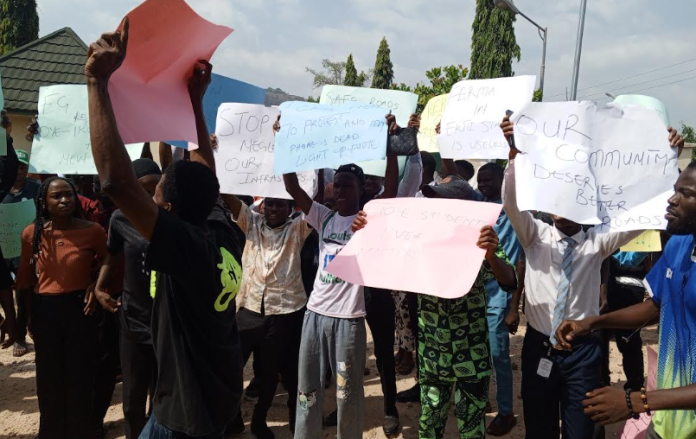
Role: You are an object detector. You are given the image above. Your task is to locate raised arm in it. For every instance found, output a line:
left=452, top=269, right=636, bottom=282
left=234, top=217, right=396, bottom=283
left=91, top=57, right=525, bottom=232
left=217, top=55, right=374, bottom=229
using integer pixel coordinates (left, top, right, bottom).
left=188, top=60, right=215, bottom=171
left=86, top=18, right=159, bottom=241
left=501, top=117, right=538, bottom=248
left=479, top=226, right=516, bottom=289
left=284, top=173, right=313, bottom=215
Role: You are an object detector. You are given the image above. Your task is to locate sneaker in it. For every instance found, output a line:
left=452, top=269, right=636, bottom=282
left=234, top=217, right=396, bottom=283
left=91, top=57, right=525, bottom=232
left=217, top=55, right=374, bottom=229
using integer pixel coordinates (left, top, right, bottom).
left=383, top=415, right=401, bottom=437
left=396, top=384, right=420, bottom=403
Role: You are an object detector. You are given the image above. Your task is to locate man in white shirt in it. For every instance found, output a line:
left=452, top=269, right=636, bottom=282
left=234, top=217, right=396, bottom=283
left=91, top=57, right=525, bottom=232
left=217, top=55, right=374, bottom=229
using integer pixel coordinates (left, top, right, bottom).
left=500, top=116, right=684, bottom=439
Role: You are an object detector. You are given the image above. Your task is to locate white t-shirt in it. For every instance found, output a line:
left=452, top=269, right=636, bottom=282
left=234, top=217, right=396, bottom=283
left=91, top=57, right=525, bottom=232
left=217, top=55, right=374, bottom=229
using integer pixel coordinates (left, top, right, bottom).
left=304, top=202, right=365, bottom=318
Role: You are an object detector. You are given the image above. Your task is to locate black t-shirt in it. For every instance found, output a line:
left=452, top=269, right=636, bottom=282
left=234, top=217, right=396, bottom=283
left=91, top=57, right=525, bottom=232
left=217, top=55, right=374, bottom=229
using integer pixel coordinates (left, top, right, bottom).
left=2, top=178, right=40, bottom=204
left=108, top=209, right=152, bottom=344
left=146, top=207, right=243, bottom=436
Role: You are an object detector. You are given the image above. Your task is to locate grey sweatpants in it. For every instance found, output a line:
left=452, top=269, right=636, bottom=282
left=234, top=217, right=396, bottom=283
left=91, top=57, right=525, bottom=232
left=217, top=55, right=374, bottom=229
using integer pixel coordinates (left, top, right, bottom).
left=295, top=310, right=366, bottom=439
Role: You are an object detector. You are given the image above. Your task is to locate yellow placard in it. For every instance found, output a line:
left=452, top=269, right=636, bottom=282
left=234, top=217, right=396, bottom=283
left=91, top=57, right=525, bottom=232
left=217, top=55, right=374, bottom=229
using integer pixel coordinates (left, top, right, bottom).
left=417, top=94, right=449, bottom=153
left=620, top=230, right=662, bottom=252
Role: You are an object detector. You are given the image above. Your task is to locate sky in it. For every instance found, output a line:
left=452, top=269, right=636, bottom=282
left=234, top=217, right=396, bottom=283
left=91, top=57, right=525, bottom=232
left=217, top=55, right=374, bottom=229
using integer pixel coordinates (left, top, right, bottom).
left=35, top=0, right=696, bottom=129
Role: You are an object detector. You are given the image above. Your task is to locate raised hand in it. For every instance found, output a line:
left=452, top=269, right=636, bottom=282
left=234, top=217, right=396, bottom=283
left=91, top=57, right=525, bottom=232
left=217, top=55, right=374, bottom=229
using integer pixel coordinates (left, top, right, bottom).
left=386, top=114, right=399, bottom=135
left=407, top=113, right=421, bottom=131
left=189, top=60, right=213, bottom=106
left=85, top=17, right=130, bottom=83
left=351, top=211, right=368, bottom=232
left=667, top=126, right=685, bottom=150
left=477, top=225, right=500, bottom=260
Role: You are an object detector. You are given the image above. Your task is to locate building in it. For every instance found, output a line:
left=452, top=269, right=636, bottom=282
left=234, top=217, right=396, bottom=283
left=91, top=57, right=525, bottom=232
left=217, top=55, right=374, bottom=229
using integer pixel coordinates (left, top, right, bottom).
left=0, top=27, right=87, bottom=154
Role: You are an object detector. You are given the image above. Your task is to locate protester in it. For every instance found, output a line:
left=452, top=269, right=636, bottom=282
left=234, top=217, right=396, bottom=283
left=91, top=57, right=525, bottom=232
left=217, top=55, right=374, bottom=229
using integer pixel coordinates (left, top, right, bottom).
left=221, top=191, right=314, bottom=438
left=476, top=162, right=522, bottom=436
left=352, top=174, right=517, bottom=439
left=93, top=158, right=162, bottom=439
left=455, top=159, right=475, bottom=182
left=86, top=20, right=243, bottom=439
left=555, top=161, right=696, bottom=439
left=15, top=176, right=106, bottom=439
left=600, top=251, right=651, bottom=391
left=0, top=121, right=19, bottom=351
left=500, top=115, right=684, bottom=439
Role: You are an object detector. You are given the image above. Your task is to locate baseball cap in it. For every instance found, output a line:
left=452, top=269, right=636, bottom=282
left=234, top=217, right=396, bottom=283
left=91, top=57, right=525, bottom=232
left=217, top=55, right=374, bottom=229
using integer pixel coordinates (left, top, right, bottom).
left=16, top=149, right=30, bottom=165
left=422, top=175, right=475, bottom=201
left=335, top=163, right=366, bottom=185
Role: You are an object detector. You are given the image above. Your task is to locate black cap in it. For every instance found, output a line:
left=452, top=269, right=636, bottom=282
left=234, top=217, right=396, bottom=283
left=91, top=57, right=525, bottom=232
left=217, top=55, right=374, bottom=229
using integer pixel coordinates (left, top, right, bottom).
left=422, top=175, right=475, bottom=200
left=335, top=163, right=366, bottom=185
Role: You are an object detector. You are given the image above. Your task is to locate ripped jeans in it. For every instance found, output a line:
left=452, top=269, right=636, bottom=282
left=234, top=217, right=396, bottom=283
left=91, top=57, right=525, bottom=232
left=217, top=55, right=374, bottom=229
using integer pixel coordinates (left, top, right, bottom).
left=295, top=310, right=366, bottom=439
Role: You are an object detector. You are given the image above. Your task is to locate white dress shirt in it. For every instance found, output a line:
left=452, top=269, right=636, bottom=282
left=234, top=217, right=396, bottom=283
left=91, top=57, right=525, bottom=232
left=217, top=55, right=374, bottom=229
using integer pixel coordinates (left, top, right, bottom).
left=503, top=160, right=642, bottom=336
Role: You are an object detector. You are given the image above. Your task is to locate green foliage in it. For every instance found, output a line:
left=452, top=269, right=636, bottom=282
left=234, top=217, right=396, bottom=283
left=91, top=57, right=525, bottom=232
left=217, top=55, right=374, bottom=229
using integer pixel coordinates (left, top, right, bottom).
left=0, top=0, right=39, bottom=55
left=391, top=65, right=469, bottom=113
left=371, top=37, right=394, bottom=89
left=306, top=59, right=346, bottom=89
left=344, top=54, right=359, bottom=86
left=680, top=122, right=696, bottom=162
left=469, top=0, right=521, bottom=79
left=307, top=96, right=319, bottom=103
left=533, top=89, right=543, bottom=102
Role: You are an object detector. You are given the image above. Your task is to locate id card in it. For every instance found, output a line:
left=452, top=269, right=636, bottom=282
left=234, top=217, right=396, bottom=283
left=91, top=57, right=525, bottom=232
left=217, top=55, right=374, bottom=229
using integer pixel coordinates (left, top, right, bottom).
left=537, top=358, right=553, bottom=378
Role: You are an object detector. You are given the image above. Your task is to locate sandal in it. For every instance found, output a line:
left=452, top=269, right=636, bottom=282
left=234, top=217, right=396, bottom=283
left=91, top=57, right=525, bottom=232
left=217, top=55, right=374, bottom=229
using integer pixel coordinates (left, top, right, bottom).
left=486, top=414, right=517, bottom=437
left=395, top=353, right=414, bottom=375
left=13, top=341, right=28, bottom=357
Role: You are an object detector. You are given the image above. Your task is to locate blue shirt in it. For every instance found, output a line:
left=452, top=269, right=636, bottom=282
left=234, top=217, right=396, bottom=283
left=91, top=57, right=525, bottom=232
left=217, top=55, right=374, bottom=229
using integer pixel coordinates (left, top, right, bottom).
left=485, top=199, right=522, bottom=309
left=645, top=234, right=696, bottom=439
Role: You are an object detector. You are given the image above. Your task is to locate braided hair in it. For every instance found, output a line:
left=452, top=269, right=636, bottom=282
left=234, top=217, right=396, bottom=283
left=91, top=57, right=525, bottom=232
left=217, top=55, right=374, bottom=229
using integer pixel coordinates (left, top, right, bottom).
left=31, top=177, right=83, bottom=262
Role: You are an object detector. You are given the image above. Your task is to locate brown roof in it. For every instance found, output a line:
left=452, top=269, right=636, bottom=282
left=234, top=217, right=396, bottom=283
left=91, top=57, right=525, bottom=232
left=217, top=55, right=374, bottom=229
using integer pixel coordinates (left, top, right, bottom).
left=0, top=27, right=88, bottom=115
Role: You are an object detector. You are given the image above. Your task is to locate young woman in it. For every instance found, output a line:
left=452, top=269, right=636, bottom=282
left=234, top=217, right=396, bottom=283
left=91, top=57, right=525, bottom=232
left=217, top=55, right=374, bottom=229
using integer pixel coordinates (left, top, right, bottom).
left=16, top=176, right=107, bottom=439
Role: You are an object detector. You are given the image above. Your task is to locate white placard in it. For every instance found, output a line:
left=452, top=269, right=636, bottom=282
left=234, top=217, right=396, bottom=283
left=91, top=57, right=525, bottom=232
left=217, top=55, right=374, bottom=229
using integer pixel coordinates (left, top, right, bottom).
left=438, top=76, right=536, bottom=160
left=214, top=103, right=315, bottom=199
left=513, top=101, right=678, bottom=232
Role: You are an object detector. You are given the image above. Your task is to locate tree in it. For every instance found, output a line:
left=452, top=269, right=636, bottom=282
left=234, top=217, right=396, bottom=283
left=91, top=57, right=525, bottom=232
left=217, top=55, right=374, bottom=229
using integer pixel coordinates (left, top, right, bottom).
left=344, top=54, right=359, bottom=86
left=306, top=59, right=347, bottom=89
left=533, top=89, right=543, bottom=102
left=680, top=122, right=696, bottom=161
left=0, top=0, right=39, bottom=55
left=392, top=65, right=469, bottom=113
left=469, top=0, right=521, bottom=79
left=372, top=37, right=394, bottom=89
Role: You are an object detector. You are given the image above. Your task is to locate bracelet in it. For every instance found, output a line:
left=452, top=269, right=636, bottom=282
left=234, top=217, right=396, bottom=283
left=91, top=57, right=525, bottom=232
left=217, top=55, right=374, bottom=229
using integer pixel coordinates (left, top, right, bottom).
left=625, top=388, right=640, bottom=420
left=641, top=387, right=651, bottom=416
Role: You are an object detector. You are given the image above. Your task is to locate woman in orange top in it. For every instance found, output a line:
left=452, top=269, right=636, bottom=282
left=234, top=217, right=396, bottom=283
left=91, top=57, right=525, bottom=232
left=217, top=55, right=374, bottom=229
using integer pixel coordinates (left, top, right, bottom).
left=16, top=176, right=107, bottom=439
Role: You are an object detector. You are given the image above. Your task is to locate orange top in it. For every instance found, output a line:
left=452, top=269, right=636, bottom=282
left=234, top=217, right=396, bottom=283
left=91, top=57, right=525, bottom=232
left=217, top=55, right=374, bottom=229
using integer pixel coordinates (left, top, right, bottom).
left=16, top=222, right=107, bottom=294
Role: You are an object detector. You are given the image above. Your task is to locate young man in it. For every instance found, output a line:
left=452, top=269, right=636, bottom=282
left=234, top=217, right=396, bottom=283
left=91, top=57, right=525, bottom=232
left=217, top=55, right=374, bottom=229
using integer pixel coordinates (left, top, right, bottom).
left=556, top=162, right=696, bottom=439
left=2, top=149, right=38, bottom=357
left=221, top=193, right=313, bottom=439
left=85, top=21, right=243, bottom=439
left=500, top=116, right=684, bottom=439
left=93, top=158, right=162, bottom=439
left=283, top=163, right=367, bottom=439
left=477, top=162, right=522, bottom=436
left=352, top=175, right=517, bottom=439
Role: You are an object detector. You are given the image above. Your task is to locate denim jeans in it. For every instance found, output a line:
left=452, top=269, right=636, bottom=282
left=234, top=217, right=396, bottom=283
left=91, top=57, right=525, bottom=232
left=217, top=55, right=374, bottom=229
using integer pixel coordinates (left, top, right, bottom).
left=295, top=310, right=366, bottom=439
left=486, top=304, right=514, bottom=416
left=139, top=415, right=225, bottom=439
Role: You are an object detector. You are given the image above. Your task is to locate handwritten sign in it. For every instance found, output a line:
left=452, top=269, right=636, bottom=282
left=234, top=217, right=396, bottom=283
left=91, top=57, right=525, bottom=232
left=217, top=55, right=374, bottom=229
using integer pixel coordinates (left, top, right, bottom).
left=621, top=230, right=662, bottom=252
left=109, top=0, right=233, bottom=145
left=513, top=101, right=679, bottom=232
left=170, top=74, right=266, bottom=149
left=214, top=103, right=315, bottom=199
left=438, top=76, right=535, bottom=160
left=0, top=69, right=5, bottom=155
left=320, top=85, right=418, bottom=177
left=0, top=199, right=35, bottom=259
left=619, top=346, right=657, bottom=439
left=274, top=101, right=388, bottom=174
left=30, top=85, right=143, bottom=174
left=326, top=198, right=502, bottom=298
left=418, top=94, right=449, bottom=153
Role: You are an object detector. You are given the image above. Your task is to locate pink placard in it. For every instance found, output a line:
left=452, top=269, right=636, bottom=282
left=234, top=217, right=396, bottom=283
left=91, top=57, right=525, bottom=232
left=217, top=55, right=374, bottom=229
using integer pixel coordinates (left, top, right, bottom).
left=326, top=198, right=503, bottom=298
left=109, top=0, right=233, bottom=145
left=620, top=346, right=658, bottom=439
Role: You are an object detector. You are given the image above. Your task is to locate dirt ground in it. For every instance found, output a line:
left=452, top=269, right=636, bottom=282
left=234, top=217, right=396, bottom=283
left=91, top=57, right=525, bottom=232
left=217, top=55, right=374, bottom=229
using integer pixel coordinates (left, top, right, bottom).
left=0, top=315, right=658, bottom=439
